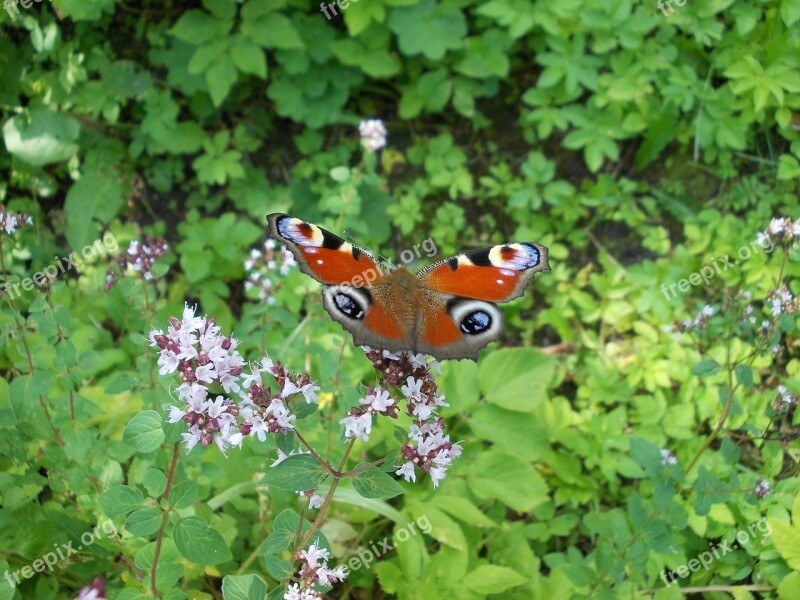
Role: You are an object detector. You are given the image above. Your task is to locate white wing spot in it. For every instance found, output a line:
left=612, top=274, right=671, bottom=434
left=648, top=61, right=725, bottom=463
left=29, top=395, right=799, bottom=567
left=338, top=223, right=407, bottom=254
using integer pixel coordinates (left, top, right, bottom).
left=496, top=279, right=504, bottom=285
left=316, top=259, right=324, bottom=265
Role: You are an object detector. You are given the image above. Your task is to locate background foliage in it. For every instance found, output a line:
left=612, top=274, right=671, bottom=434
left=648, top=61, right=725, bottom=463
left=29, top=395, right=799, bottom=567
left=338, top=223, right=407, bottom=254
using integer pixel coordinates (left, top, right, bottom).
left=2, top=0, right=800, bottom=598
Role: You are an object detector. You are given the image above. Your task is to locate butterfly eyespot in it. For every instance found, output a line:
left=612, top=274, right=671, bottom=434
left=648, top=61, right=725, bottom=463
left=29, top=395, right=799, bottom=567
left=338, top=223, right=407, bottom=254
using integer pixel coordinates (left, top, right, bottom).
left=334, top=292, right=365, bottom=320
left=460, top=310, right=492, bottom=334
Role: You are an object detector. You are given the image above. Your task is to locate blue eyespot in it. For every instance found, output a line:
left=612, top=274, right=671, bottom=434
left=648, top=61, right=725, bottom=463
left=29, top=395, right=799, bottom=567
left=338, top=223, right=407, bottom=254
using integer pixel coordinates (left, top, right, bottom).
left=460, top=310, right=491, bottom=334
left=334, top=293, right=364, bottom=320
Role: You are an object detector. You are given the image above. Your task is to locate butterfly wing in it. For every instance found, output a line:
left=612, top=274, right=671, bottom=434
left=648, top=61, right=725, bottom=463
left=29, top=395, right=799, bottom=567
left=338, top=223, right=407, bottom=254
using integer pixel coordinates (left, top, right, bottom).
left=413, top=242, right=549, bottom=360
left=416, top=242, right=549, bottom=302
left=413, top=293, right=504, bottom=360
left=267, top=213, right=384, bottom=285
left=267, top=213, right=412, bottom=350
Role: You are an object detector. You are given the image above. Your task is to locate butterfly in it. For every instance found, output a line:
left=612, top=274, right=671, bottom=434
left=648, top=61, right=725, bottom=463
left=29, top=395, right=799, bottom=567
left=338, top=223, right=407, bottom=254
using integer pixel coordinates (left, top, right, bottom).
left=267, top=213, right=550, bottom=360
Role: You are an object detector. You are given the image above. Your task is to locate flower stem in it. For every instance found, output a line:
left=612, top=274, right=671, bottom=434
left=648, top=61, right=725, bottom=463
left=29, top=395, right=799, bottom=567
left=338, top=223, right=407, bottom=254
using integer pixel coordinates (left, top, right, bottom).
left=151, top=442, right=180, bottom=596
left=295, top=438, right=356, bottom=553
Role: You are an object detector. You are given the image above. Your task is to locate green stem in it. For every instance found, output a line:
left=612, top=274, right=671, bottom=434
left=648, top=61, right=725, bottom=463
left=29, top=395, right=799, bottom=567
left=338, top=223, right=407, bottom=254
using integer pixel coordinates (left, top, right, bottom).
left=151, top=442, right=180, bottom=596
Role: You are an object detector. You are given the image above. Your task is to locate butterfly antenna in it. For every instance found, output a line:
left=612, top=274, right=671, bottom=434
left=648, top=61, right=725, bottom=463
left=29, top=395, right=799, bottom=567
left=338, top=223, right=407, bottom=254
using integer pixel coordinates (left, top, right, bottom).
left=342, top=229, right=395, bottom=270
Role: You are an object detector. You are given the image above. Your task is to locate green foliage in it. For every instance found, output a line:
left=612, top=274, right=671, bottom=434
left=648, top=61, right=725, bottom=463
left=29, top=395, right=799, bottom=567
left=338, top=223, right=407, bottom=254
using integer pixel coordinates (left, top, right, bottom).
left=2, top=0, right=800, bottom=598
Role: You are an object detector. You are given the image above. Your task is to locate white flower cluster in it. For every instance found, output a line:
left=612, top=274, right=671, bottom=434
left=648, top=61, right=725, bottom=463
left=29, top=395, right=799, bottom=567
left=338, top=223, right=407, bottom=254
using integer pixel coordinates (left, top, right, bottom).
left=776, top=385, right=797, bottom=405
left=773, top=385, right=798, bottom=413
left=284, top=543, right=347, bottom=600
left=754, top=478, right=773, bottom=499
left=767, top=287, right=800, bottom=317
left=341, top=348, right=462, bottom=488
left=358, top=119, right=387, bottom=152
left=660, top=448, right=678, bottom=466
left=758, top=216, right=800, bottom=247
left=0, top=204, right=32, bottom=235
left=663, top=304, right=714, bottom=338
left=243, top=239, right=297, bottom=304
left=149, top=304, right=319, bottom=455
left=76, top=578, right=105, bottom=600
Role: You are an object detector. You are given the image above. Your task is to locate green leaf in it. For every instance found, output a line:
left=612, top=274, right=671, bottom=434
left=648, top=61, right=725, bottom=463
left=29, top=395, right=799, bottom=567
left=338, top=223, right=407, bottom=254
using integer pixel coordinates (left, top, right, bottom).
left=735, top=364, right=753, bottom=387
left=777, top=154, right=800, bottom=180
left=330, top=166, right=351, bottom=182
left=388, top=0, right=467, bottom=60
left=55, top=341, right=77, bottom=369
left=57, top=0, right=115, bottom=21
left=778, top=571, right=800, bottom=599
left=242, top=12, right=303, bottom=49
left=771, top=518, right=800, bottom=570
left=9, top=377, right=35, bottom=421
left=125, top=508, right=163, bottom=537
left=721, top=437, right=741, bottom=464
left=260, top=531, right=294, bottom=555
left=206, top=54, right=238, bottom=107
left=455, top=30, right=510, bottom=79
left=351, top=466, right=405, bottom=499
left=123, top=411, right=165, bottom=453
left=230, top=36, right=267, bottom=79
left=143, top=468, right=167, bottom=498
left=105, top=374, right=136, bottom=394
left=261, top=454, right=327, bottom=491
left=434, top=495, right=497, bottom=528
left=467, top=451, right=549, bottom=512
left=64, top=169, right=124, bottom=251
left=692, top=359, right=721, bottom=376
left=99, top=485, right=145, bottom=517
left=463, top=565, right=527, bottom=594
left=222, top=574, right=269, bottom=600
left=781, top=0, right=800, bottom=26
left=3, top=109, right=79, bottom=166
left=479, top=348, right=557, bottom=411
left=170, top=10, right=231, bottom=44
left=170, top=480, right=198, bottom=510
left=406, top=502, right=465, bottom=550
left=174, top=516, right=233, bottom=565
left=469, top=404, right=548, bottom=461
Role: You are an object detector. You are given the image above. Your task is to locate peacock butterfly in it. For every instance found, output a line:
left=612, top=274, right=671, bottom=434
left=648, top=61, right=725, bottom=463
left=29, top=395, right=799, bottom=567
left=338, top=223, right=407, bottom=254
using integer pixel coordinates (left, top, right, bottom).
left=267, top=213, right=550, bottom=360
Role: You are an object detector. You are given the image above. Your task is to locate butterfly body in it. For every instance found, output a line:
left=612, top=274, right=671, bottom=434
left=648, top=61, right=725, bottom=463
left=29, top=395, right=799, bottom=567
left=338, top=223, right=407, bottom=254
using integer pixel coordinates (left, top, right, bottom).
left=267, top=213, right=549, bottom=360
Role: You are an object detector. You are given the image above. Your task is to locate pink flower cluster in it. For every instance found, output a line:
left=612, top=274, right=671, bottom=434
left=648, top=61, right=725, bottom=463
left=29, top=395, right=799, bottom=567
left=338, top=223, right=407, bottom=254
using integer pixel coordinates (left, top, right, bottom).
left=76, top=577, right=105, bottom=600
left=243, top=238, right=297, bottom=304
left=149, top=305, right=319, bottom=454
left=340, top=348, right=462, bottom=487
left=284, top=543, right=347, bottom=600
left=106, top=237, right=169, bottom=288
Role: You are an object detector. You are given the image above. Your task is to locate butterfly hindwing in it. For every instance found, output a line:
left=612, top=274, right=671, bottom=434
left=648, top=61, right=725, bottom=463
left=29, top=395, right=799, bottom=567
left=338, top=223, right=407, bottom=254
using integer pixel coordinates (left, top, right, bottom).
left=322, top=284, right=412, bottom=350
left=417, top=242, right=549, bottom=302
left=415, top=295, right=504, bottom=360
left=267, top=213, right=382, bottom=286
